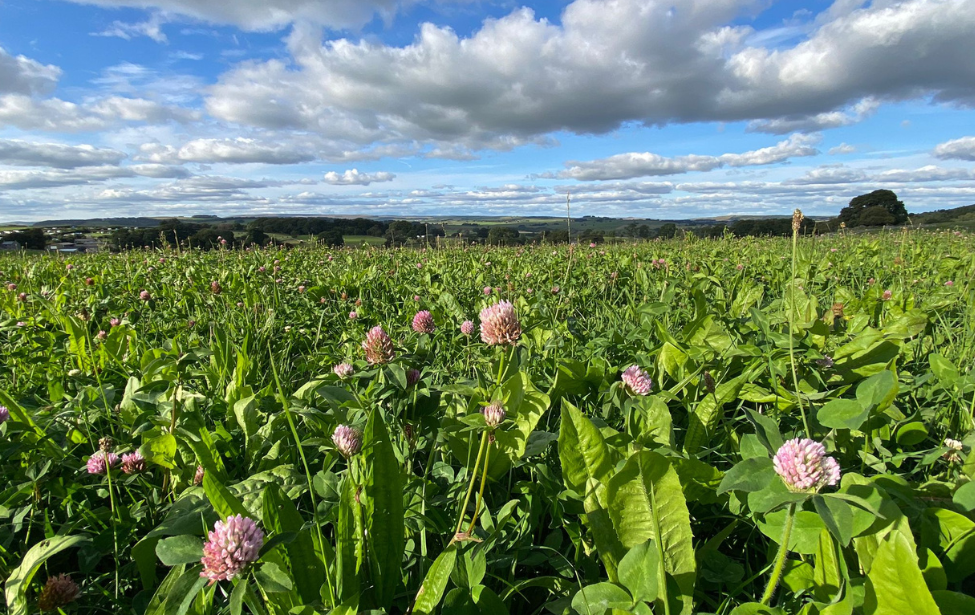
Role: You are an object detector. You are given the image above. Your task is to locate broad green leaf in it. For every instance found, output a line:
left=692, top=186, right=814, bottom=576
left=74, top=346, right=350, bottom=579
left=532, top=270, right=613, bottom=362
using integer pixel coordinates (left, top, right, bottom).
left=254, top=562, right=293, bottom=593
left=262, top=483, right=325, bottom=603
left=230, top=577, right=248, bottom=615
left=363, top=409, right=405, bottom=610
left=336, top=474, right=361, bottom=602
left=155, top=535, right=204, bottom=566
left=558, top=402, right=626, bottom=580
left=414, top=546, right=457, bottom=615
left=932, top=590, right=975, bottom=613
left=4, top=535, right=89, bottom=615
left=618, top=539, right=660, bottom=604
left=817, top=399, right=869, bottom=431
left=953, top=480, right=975, bottom=512
left=855, top=370, right=898, bottom=414
left=202, top=473, right=249, bottom=520
left=864, top=532, right=940, bottom=615
left=813, top=495, right=855, bottom=546
left=718, top=457, right=776, bottom=494
left=757, top=510, right=825, bottom=555
left=744, top=409, right=783, bottom=453
left=607, top=451, right=696, bottom=615
left=570, top=582, right=632, bottom=615
left=162, top=565, right=208, bottom=615
left=141, top=433, right=177, bottom=469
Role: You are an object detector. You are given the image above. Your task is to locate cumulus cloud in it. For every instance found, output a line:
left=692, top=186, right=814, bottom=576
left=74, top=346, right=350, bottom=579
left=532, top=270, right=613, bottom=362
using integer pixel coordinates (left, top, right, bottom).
left=200, top=0, right=975, bottom=152
left=559, top=133, right=820, bottom=181
left=933, top=136, right=975, bottom=161
left=0, top=139, right=126, bottom=168
left=785, top=164, right=975, bottom=185
left=0, top=47, right=61, bottom=95
left=323, top=168, right=395, bottom=185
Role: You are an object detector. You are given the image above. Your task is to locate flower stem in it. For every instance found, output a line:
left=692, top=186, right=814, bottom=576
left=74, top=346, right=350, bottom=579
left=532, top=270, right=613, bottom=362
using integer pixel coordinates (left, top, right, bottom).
left=454, top=431, right=488, bottom=535
left=466, top=436, right=492, bottom=534
left=760, top=503, right=796, bottom=605
left=789, top=227, right=812, bottom=439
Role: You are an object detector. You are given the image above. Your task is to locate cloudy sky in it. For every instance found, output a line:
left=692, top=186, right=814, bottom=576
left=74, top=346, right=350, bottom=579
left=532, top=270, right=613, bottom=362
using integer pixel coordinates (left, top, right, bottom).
left=1, top=0, right=974, bottom=222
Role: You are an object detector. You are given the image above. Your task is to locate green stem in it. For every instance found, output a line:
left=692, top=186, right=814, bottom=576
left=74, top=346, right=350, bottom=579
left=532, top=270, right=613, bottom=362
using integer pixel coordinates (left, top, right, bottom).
left=760, top=503, right=796, bottom=605
left=466, top=436, right=492, bottom=534
left=269, top=348, right=336, bottom=605
left=789, top=229, right=812, bottom=438
left=454, top=431, right=488, bottom=535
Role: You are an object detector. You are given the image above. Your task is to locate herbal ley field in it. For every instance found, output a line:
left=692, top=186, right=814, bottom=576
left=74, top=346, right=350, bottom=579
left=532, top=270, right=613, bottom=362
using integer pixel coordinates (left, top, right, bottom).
left=2, top=225, right=975, bottom=615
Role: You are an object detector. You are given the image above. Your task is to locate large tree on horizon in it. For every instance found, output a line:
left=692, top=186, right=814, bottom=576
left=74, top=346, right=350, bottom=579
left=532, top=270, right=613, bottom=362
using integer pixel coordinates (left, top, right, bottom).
left=838, top=189, right=909, bottom=227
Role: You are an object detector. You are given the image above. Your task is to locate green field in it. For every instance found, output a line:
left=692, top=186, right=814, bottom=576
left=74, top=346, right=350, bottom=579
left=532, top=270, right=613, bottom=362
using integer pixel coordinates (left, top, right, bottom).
left=1, top=228, right=974, bottom=614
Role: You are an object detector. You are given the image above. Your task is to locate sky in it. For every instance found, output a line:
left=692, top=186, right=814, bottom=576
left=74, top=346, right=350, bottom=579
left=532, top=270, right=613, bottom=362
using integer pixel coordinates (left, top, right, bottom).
left=0, top=0, right=974, bottom=222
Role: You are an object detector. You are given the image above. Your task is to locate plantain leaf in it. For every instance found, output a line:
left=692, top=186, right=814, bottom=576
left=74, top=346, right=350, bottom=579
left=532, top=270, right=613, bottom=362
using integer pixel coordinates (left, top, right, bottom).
left=262, top=483, right=325, bottom=603
left=558, top=401, right=626, bottom=580
left=202, top=473, right=249, bottom=520
left=363, top=409, right=405, bottom=610
left=4, top=535, right=90, bottom=615
left=607, top=451, right=696, bottom=615
left=413, top=546, right=458, bottom=615
left=684, top=375, right=746, bottom=454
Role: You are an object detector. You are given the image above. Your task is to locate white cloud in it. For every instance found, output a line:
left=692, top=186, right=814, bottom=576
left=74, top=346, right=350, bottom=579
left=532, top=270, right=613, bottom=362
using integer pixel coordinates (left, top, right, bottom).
left=559, top=133, right=820, bottom=181
left=747, top=98, right=879, bottom=134
left=0, top=94, right=199, bottom=132
left=0, top=164, right=189, bottom=190
left=93, top=13, right=169, bottom=42
left=142, top=138, right=318, bottom=164
left=933, top=136, right=975, bottom=161
left=828, top=143, right=857, bottom=155
left=0, top=139, right=126, bottom=168
left=323, top=168, right=395, bottom=185
left=0, top=47, right=60, bottom=95
left=201, top=0, right=975, bottom=152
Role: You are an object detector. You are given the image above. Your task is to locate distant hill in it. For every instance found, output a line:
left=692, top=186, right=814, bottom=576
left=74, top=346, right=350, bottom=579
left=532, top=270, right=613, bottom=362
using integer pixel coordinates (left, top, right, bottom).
left=32, top=217, right=162, bottom=228
left=910, top=204, right=975, bottom=226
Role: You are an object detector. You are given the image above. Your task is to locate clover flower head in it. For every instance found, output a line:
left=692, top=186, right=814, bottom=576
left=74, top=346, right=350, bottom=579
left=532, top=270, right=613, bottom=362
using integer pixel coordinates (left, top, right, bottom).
left=0, top=405, right=8, bottom=423
left=139, top=290, right=151, bottom=301
left=621, top=366, right=652, bottom=396
left=773, top=438, right=841, bottom=492
left=406, top=368, right=421, bottom=387
left=194, top=465, right=205, bottom=486
left=200, top=515, right=264, bottom=584
left=122, top=450, right=146, bottom=474
left=333, top=362, right=354, bottom=378
left=37, top=574, right=80, bottom=611
left=332, top=425, right=362, bottom=458
left=412, top=310, right=436, bottom=333
left=362, top=325, right=395, bottom=364
left=482, top=402, right=506, bottom=429
left=460, top=320, right=474, bottom=336
left=479, top=301, right=521, bottom=346
left=86, top=450, right=120, bottom=475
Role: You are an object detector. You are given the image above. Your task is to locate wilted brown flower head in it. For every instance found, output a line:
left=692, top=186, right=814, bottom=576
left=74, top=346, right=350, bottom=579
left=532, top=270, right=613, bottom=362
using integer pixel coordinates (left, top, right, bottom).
left=38, top=574, right=80, bottom=611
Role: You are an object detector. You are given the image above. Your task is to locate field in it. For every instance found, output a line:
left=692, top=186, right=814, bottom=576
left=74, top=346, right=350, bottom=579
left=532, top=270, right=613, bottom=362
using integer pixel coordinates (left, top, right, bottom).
left=1, top=227, right=974, bottom=615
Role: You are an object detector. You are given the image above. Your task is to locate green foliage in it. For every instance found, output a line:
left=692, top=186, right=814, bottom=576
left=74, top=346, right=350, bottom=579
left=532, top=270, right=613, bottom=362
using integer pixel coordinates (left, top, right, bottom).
left=1, top=229, right=974, bottom=614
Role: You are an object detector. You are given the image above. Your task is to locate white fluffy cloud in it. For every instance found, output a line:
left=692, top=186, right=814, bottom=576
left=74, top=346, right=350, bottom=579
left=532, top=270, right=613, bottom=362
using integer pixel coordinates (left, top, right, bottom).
left=203, top=0, right=975, bottom=151
left=933, top=136, right=975, bottom=161
left=0, top=139, right=126, bottom=168
left=559, top=133, right=820, bottom=181
left=0, top=47, right=60, bottom=95
left=323, top=169, right=395, bottom=185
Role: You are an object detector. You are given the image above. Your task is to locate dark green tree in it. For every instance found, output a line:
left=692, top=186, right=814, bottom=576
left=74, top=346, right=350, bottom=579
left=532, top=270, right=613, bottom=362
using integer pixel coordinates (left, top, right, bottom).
left=657, top=223, right=678, bottom=239
left=317, top=229, right=345, bottom=247
left=9, top=228, right=46, bottom=250
left=838, top=189, right=908, bottom=227
left=487, top=226, right=521, bottom=246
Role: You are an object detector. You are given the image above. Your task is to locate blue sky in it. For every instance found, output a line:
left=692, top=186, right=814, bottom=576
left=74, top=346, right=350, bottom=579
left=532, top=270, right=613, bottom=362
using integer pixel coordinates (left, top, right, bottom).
left=1, top=0, right=974, bottom=222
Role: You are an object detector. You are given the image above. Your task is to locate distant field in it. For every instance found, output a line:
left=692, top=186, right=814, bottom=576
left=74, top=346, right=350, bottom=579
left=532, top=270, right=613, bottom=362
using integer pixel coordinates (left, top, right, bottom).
left=343, top=235, right=386, bottom=246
